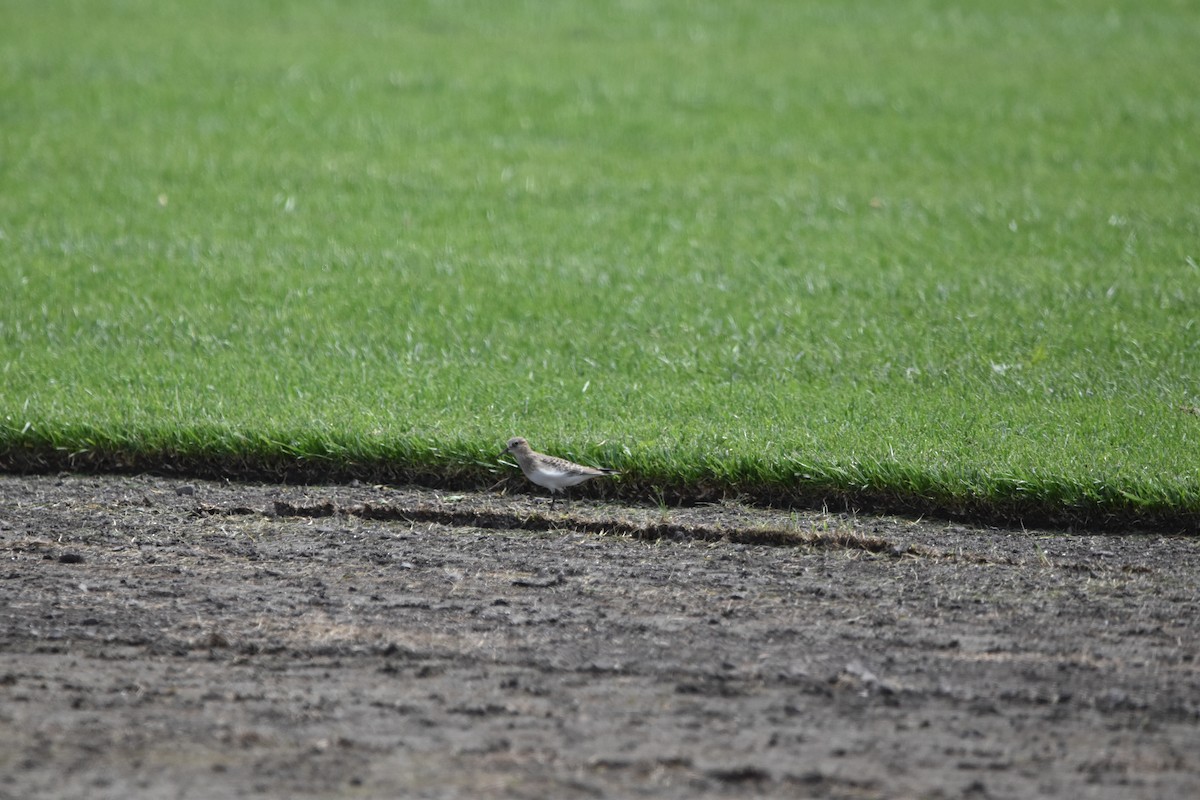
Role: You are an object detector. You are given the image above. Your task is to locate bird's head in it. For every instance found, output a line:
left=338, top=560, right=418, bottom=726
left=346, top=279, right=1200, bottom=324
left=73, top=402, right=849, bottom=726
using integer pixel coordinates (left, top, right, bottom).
left=501, top=436, right=528, bottom=456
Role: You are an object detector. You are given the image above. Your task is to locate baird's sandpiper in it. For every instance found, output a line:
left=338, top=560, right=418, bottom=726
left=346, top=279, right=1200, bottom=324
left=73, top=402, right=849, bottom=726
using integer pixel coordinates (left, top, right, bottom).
left=500, top=437, right=618, bottom=508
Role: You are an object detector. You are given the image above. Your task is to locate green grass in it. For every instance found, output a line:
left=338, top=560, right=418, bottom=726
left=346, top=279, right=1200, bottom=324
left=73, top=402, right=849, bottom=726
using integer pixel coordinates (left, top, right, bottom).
left=3, top=0, right=1199, bottom=528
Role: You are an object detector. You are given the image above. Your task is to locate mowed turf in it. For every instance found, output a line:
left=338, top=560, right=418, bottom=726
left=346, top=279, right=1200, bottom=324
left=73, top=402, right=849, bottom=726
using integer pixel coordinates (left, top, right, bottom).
left=2, top=1, right=1199, bottom=527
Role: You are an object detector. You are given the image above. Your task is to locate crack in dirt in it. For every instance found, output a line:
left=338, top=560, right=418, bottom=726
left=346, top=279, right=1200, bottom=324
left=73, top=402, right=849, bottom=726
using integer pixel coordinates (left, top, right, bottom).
left=210, top=499, right=915, bottom=555
left=198, top=500, right=1147, bottom=575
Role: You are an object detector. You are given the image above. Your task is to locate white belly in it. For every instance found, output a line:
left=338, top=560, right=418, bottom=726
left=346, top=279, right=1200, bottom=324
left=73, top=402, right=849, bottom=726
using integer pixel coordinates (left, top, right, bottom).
left=525, top=465, right=593, bottom=491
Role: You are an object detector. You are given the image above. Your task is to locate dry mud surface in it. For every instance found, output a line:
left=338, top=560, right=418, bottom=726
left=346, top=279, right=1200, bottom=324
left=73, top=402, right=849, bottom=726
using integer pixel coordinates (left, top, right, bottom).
left=2, top=474, right=1198, bottom=799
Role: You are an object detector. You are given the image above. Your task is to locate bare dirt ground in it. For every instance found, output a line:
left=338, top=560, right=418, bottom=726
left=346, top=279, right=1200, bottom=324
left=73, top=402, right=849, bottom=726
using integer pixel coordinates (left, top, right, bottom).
left=1, top=474, right=1198, bottom=799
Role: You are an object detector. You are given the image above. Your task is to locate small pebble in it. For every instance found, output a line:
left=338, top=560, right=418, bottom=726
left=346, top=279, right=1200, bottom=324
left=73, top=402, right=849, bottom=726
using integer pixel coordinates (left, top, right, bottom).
left=176, top=484, right=197, bottom=496
left=59, top=552, right=85, bottom=564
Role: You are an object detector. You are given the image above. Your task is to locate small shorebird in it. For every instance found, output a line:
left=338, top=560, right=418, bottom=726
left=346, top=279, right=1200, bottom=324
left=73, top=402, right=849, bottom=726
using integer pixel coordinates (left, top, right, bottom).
left=500, top=437, right=618, bottom=508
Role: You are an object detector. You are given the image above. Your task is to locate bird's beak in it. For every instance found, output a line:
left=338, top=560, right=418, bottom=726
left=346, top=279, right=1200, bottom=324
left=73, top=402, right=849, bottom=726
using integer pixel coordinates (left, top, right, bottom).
left=498, top=447, right=509, bottom=457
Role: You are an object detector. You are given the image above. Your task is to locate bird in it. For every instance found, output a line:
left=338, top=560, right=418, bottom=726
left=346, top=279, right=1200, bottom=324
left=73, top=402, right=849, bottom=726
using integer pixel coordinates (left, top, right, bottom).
left=500, top=437, right=618, bottom=509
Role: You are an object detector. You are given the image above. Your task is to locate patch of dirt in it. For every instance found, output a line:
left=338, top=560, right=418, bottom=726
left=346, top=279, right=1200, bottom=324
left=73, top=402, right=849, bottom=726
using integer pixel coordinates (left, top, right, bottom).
left=1, top=474, right=1198, bottom=799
